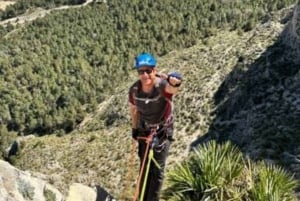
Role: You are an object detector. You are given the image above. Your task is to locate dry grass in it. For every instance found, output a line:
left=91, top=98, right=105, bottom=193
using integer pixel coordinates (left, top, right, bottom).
left=14, top=126, right=139, bottom=199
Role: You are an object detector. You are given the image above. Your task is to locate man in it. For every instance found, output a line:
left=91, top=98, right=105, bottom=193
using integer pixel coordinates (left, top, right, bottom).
left=128, top=52, right=182, bottom=201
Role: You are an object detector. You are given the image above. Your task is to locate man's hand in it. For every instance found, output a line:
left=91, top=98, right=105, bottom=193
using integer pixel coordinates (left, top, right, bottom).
left=167, top=135, right=175, bottom=142
left=132, top=128, right=139, bottom=140
left=167, top=72, right=182, bottom=87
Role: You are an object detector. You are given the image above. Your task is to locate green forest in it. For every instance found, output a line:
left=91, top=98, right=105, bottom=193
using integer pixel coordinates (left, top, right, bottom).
left=0, top=0, right=297, bottom=138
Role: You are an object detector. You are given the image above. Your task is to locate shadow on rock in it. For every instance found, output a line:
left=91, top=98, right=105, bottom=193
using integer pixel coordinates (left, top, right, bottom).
left=96, top=185, right=115, bottom=201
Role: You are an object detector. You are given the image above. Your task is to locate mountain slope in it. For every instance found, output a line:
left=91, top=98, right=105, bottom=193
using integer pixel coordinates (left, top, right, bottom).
left=196, top=4, right=300, bottom=177
left=10, top=5, right=300, bottom=200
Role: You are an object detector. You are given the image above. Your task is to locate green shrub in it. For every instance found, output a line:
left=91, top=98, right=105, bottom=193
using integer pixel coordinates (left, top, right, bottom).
left=162, top=141, right=299, bottom=201
left=249, top=162, right=298, bottom=201
left=162, top=141, right=245, bottom=201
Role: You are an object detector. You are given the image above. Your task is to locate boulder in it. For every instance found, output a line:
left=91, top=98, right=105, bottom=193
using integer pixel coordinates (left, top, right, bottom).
left=0, top=160, right=63, bottom=201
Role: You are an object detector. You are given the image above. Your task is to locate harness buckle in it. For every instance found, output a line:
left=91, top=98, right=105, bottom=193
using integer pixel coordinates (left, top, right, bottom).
left=144, top=120, right=165, bottom=130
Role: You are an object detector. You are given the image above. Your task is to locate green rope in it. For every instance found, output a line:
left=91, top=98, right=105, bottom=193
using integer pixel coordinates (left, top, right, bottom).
left=139, top=149, right=161, bottom=201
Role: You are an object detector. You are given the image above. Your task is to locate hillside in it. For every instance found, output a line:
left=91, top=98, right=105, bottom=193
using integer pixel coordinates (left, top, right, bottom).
left=0, top=0, right=299, bottom=200
left=0, top=0, right=297, bottom=137
left=4, top=4, right=299, bottom=200
left=199, top=4, right=300, bottom=176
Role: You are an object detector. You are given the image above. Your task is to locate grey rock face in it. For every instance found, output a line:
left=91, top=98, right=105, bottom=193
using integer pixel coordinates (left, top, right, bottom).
left=0, top=160, right=115, bottom=201
left=0, top=160, right=63, bottom=201
left=282, top=4, right=300, bottom=65
left=200, top=3, right=300, bottom=175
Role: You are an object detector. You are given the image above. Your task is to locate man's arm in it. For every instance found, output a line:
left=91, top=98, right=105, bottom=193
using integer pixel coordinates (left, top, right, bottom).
left=129, top=102, right=139, bottom=129
left=129, top=102, right=139, bottom=140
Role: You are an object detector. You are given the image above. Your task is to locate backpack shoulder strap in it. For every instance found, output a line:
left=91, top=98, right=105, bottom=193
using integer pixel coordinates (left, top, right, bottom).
left=155, top=78, right=172, bottom=101
left=129, top=80, right=141, bottom=105
left=155, top=78, right=174, bottom=124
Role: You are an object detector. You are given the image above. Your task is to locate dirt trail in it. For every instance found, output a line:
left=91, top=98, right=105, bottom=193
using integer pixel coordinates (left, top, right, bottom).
left=77, top=96, right=114, bottom=130
left=0, top=0, right=94, bottom=26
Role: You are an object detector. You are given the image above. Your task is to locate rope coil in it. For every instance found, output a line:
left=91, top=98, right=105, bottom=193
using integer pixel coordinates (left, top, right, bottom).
left=121, top=140, right=137, bottom=201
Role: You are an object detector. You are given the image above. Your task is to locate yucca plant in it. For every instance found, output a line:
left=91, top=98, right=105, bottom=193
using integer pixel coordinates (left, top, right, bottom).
left=162, top=141, right=299, bottom=201
left=162, top=140, right=245, bottom=201
left=162, top=160, right=205, bottom=201
left=249, top=162, right=299, bottom=201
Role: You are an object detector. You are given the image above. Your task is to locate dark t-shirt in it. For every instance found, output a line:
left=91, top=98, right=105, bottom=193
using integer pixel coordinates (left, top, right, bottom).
left=128, top=79, right=173, bottom=125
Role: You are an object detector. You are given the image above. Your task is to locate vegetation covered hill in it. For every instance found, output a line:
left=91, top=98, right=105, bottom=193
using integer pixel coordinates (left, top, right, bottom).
left=0, top=0, right=299, bottom=200
left=0, top=0, right=296, bottom=136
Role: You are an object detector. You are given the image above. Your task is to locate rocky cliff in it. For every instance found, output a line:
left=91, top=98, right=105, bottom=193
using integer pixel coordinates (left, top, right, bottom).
left=282, top=3, right=300, bottom=65
left=196, top=3, right=300, bottom=178
left=0, top=160, right=63, bottom=201
left=0, top=160, right=115, bottom=201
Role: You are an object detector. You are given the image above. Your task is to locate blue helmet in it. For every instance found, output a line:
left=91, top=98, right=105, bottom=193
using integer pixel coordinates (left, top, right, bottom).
left=134, top=53, right=156, bottom=69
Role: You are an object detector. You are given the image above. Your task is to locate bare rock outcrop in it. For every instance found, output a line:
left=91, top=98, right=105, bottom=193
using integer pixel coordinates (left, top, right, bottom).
left=0, top=160, right=115, bottom=201
left=0, top=160, right=63, bottom=201
left=281, top=3, right=300, bottom=64
left=66, top=183, right=97, bottom=201
left=193, top=3, right=300, bottom=173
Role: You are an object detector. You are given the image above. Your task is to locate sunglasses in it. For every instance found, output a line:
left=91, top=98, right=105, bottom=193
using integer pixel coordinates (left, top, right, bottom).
left=137, top=69, right=153, bottom=75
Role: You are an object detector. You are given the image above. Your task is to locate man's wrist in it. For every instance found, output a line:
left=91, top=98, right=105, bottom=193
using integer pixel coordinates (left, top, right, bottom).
left=168, top=82, right=181, bottom=87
